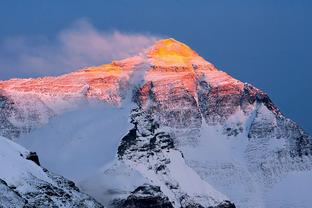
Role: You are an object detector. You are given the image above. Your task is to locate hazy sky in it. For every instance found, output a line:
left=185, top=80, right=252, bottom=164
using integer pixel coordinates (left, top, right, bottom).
left=0, top=0, right=311, bottom=133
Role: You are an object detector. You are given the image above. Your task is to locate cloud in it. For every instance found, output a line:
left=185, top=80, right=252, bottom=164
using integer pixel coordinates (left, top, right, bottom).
left=0, top=19, right=160, bottom=80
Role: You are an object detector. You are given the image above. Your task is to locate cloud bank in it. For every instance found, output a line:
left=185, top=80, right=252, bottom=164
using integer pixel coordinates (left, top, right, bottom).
left=0, top=19, right=160, bottom=80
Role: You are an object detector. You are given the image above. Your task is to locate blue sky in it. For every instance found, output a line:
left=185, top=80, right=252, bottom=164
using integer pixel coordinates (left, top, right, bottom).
left=0, top=0, right=311, bottom=133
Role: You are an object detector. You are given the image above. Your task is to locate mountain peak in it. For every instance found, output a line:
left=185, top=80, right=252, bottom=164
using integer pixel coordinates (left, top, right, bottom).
left=148, top=38, right=197, bottom=56
left=146, top=38, right=204, bottom=66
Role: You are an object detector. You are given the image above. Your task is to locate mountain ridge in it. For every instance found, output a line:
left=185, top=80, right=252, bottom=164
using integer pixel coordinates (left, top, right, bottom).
left=0, top=38, right=312, bottom=207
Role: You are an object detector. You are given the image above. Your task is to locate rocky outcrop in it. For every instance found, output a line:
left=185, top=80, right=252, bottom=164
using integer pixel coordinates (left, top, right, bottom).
left=26, top=152, right=41, bottom=166
left=120, top=185, right=174, bottom=208
left=213, top=201, right=236, bottom=208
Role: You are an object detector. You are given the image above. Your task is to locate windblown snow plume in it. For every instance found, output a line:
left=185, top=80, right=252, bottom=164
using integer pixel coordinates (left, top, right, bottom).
left=0, top=19, right=160, bottom=79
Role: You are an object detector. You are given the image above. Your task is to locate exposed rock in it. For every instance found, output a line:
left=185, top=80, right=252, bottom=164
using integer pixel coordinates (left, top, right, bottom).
left=121, top=185, right=174, bottom=208
left=26, top=152, right=40, bottom=166
left=213, top=200, right=236, bottom=208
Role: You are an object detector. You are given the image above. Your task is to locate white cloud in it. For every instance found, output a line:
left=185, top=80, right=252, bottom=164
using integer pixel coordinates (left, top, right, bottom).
left=0, top=19, right=160, bottom=80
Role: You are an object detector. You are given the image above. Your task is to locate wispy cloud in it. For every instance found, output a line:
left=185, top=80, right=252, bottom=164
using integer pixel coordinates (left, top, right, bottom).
left=0, top=19, right=160, bottom=80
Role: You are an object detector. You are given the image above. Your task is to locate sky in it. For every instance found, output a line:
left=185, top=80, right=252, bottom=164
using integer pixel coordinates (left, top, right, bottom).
left=0, top=0, right=311, bottom=133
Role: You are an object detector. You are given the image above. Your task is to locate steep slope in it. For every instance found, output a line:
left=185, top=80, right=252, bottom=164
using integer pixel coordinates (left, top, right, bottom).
left=0, top=136, right=103, bottom=207
left=0, top=55, right=143, bottom=139
left=0, top=38, right=311, bottom=207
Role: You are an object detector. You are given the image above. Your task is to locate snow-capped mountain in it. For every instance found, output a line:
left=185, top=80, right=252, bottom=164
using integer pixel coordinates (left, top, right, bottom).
left=0, top=38, right=311, bottom=207
left=0, top=135, right=103, bottom=207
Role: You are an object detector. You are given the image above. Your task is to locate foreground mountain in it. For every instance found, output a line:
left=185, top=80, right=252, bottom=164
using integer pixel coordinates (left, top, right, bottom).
left=0, top=135, right=103, bottom=207
left=0, top=38, right=311, bottom=207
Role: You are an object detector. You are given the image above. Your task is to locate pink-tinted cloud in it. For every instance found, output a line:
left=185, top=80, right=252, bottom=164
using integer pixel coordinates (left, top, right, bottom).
left=0, top=19, right=160, bottom=80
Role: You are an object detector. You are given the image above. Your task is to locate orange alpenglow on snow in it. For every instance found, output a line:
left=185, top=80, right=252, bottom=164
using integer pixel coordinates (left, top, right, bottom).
left=147, top=38, right=208, bottom=67
left=0, top=38, right=243, bottom=107
left=138, top=39, right=243, bottom=106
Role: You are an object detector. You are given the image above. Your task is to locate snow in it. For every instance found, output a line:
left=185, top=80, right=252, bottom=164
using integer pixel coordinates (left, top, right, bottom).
left=0, top=180, right=26, bottom=207
left=174, top=105, right=312, bottom=208
left=265, top=171, right=312, bottom=208
left=5, top=92, right=53, bottom=128
left=178, top=117, right=265, bottom=208
left=80, top=160, right=149, bottom=206
left=0, top=136, right=52, bottom=188
left=125, top=157, right=180, bottom=207
left=126, top=147, right=228, bottom=208
left=164, top=150, right=227, bottom=205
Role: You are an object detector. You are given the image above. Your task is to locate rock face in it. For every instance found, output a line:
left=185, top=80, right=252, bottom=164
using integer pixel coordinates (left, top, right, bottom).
left=0, top=38, right=312, bottom=207
left=120, top=185, right=174, bottom=208
left=118, top=185, right=235, bottom=208
left=117, top=108, right=229, bottom=207
left=26, top=152, right=41, bottom=166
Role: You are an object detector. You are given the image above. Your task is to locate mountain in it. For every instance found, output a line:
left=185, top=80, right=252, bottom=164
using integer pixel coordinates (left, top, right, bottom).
left=0, top=135, right=103, bottom=207
left=0, top=38, right=311, bottom=208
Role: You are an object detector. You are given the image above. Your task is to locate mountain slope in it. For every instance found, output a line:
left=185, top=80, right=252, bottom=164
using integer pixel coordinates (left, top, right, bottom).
left=0, top=135, right=103, bottom=207
left=0, top=38, right=311, bottom=207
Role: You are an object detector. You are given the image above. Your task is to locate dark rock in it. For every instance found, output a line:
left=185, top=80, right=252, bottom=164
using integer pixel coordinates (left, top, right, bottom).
left=213, top=200, right=236, bottom=208
left=118, top=128, right=137, bottom=158
left=26, top=152, right=41, bottom=166
left=121, top=185, right=174, bottom=208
